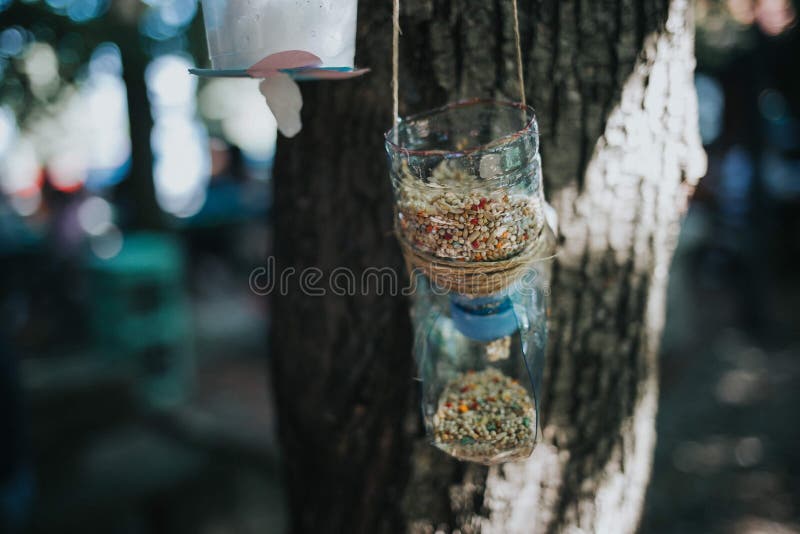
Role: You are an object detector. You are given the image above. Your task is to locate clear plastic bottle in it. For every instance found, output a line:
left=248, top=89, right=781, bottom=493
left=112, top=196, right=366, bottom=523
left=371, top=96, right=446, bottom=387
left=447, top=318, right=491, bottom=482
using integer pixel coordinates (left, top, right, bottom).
left=410, top=270, right=548, bottom=464
left=386, top=100, right=554, bottom=464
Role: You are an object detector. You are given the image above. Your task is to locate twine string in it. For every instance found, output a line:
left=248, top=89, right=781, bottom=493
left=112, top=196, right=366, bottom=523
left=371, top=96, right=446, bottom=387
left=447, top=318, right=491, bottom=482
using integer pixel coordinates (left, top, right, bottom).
left=396, top=216, right=557, bottom=297
left=390, top=0, right=527, bottom=122
left=392, top=0, right=400, bottom=127
left=510, top=0, right=526, bottom=106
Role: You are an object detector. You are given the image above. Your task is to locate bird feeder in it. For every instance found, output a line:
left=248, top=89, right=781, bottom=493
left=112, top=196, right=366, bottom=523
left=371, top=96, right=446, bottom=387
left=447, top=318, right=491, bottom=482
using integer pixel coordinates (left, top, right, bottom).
left=190, top=0, right=368, bottom=137
left=386, top=100, right=556, bottom=464
left=192, top=0, right=366, bottom=79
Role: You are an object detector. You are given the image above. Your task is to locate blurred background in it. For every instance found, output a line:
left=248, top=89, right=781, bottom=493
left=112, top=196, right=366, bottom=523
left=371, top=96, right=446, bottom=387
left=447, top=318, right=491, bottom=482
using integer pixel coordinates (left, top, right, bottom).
left=0, top=0, right=798, bottom=532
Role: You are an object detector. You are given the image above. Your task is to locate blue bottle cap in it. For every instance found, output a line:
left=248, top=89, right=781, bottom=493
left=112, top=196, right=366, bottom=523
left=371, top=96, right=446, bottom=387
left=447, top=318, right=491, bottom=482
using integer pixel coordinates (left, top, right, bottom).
left=449, top=294, right=518, bottom=342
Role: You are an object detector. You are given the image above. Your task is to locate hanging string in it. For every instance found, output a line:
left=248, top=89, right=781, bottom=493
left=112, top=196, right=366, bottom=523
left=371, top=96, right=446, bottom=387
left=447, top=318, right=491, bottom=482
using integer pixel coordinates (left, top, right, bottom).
left=397, top=222, right=556, bottom=296
left=510, top=0, right=526, bottom=106
left=392, top=0, right=400, bottom=127
left=391, top=0, right=527, bottom=124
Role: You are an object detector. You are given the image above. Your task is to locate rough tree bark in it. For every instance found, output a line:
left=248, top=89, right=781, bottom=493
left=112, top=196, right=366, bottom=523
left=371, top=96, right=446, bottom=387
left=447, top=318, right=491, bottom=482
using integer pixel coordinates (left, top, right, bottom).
left=270, top=0, right=706, bottom=532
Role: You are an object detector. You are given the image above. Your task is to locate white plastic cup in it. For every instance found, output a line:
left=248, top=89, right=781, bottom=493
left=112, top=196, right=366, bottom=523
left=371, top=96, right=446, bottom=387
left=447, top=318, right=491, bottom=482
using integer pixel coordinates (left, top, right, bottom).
left=200, top=0, right=358, bottom=70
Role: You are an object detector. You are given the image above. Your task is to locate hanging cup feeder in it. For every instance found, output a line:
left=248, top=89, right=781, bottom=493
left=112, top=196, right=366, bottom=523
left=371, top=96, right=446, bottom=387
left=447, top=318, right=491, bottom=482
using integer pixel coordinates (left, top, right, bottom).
left=192, top=0, right=366, bottom=78
left=190, top=0, right=368, bottom=136
left=386, top=100, right=556, bottom=465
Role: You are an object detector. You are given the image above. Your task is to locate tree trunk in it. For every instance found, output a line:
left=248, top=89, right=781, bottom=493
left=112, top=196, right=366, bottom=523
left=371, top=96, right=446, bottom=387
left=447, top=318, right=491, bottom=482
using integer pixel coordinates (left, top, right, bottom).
left=270, top=0, right=706, bottom=532
left=120, top=52, right=161, bottom=230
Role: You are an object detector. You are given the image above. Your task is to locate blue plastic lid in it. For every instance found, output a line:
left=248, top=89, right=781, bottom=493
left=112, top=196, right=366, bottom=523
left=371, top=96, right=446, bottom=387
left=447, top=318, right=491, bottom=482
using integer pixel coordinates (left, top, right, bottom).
left=450, top=294, right=518, bottom=341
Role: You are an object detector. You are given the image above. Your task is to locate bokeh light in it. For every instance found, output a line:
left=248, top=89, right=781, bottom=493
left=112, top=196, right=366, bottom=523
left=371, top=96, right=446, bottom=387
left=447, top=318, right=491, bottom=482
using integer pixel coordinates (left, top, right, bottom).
left=0, top=137, right=42, bottom=198
left=146, top=53, right=197, bottom=113
left=83, top=43, right=131, bottom=189
left=199, top=78, right=278, bottom=165
left=755, top=0, right=797, bottom=36
left=89, top=223, right=123, bottom=259
left=0, top=27, right=28, bottom=58
left=140, top=0, right=198, bottom=41
left=22, top=42, right=60, bottom=99
left=160, top=0, right=197, bottom=27
left=88, top=41, right=122, bottom=76
left=147, top=54, right=211, bottom=217
left=9, top=189, right=42, bottom=216
left=11, top=42, right=132, bottom=195
left=48, top=150, right=87, bottom=192
left=66, top=0, right=109, bottom=22
left=78, top=195, right=114, bottom=236
left=151, top=116, right=210, bottom=216
left=727, top=0, right=756, bottom=25
left=0, top=105, right=17, bottom=157
left=45, top=0, right=109, bottom=22
left=696, top=74, right=725, bottom=145
left=0, top=131, right=44, bottom=216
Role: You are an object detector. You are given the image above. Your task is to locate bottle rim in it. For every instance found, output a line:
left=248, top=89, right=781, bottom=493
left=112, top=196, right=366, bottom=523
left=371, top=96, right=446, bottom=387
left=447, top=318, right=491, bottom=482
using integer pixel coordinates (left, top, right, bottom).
left=384, top=98, right=538, bottom=158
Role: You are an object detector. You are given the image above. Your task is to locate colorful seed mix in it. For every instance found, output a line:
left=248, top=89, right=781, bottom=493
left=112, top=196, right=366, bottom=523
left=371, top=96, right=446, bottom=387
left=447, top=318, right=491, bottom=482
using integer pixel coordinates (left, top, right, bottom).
left=396, top=162, right=543, bottom=262
left=432, top=367, right=536, bottom=464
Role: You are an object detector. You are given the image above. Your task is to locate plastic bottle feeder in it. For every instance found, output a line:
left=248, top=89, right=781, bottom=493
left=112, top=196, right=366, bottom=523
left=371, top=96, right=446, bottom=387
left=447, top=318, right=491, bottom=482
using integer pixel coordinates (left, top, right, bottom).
left=386, top=100, right=556, bottom=464
left=191, top=0, right=367, bottom=79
